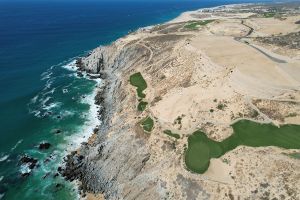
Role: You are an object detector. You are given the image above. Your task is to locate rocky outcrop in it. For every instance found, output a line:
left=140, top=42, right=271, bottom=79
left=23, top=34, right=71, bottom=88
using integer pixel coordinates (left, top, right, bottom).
left=61, top=36, right=157, bottom=199
left=38, top=142, right=51, bottom=150
left=19, top=155, right=39, bottom=177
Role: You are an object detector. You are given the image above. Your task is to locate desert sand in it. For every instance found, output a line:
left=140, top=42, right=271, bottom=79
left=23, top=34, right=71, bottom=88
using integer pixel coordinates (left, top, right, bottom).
left=65, top=3, right=300, bottom=200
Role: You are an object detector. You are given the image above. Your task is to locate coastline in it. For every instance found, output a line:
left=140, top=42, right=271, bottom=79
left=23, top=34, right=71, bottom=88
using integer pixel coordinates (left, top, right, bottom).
left=60, top=2, right=254, bottom=198
left=61, top=1, right=300, bottom=199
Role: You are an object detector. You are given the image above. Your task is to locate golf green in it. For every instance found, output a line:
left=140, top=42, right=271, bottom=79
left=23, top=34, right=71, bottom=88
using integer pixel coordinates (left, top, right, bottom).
left=185, top=120, right=300, bottom=174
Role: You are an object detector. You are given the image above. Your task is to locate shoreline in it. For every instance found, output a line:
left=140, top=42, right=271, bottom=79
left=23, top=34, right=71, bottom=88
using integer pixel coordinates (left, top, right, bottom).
left=60, top=2, right=255, bottom=198
left=61, top=1, right=300, bottom=199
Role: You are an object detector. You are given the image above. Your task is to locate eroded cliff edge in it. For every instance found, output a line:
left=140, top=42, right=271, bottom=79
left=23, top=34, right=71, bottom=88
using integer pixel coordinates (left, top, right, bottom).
left=63, top=3, right=300, bottom=200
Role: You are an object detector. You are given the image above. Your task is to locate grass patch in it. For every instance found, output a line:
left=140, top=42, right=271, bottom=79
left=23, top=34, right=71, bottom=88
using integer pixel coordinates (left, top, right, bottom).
left=163, top=130, right=180, bottom=139
left=138, top=101, right=148, bottom=111
left=184, top=20, right=214, bottom=30
left=141, top=116, right=154, bottom=132
left=185, top=120, right=300, bottom=174
left=263, top=12, right=276, bottom=18
left=130, top=72, right=148, bottom=111
left=130, top=72, right=147, bottom=98
left=287, top=152, right=300, bottom=159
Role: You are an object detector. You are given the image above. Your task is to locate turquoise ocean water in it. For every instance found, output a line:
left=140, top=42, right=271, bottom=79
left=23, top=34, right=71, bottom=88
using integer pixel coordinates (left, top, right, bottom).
left=0, top=0, right=271, bottom=199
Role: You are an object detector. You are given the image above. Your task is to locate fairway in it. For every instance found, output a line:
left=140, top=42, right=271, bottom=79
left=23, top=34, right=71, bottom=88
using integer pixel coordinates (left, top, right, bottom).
left=184, top=20, right=214, bottom=29
left=185, top=120, right=300, bottom=174
left=163, top=130, right=180, bottom=139
left=141, top=116, right=154, bottom=132
left=129, top=72, right=147, bottom=98
left=138, top=101, right=148, bottom=111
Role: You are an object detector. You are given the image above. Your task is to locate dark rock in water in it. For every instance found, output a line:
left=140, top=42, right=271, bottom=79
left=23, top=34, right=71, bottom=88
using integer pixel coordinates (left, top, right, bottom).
left=38, top=142, right=51, bottom=150
left=81, top=142, right=88, bottom=146
left=20, top=155, right=38, bottom=166
left=43, top=172, right=50, bottom=179
left=60, top=152, right=84, bottom=182
left=21, top=172, right=30, bottom=177
left=57, top=115, right=61, bottom=119
left=95, top=96, right=104, bottom=105
left=75, top=58, right=84, bottom=70
left=77, top=72, right=84, bottom=77
left=55, top=129, right=61, bottom=134
left=296, top=20, right=300, bottom=24
left=53, top=173, right=59, bottom=178
left=19, top=155, right=38, bottom=176
left=93, top=127, right=99, bottom=133
left=57, top=166, right=62, bottom=172
left=54, top=183, right=64, bottom=192
left=87, top=74, right=101, bottom=79
left=44, top=158, right=51, bottom=163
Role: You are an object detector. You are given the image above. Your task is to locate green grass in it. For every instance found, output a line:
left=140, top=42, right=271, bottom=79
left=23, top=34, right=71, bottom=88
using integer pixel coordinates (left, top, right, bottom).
left=163, top=130, right=180, bottom=139
left=263, top=12, right=276, bottom=18
left=138, top=101, right=148, bottom=111
left=185, top=120, right=300, bottom=174
left=129, top=72, right=147, bottom=98
left=184, top=20, right=214, bottom=30
left=141, top=116, right=154, bottom=132
left=287, top=152, right=300, bottom=159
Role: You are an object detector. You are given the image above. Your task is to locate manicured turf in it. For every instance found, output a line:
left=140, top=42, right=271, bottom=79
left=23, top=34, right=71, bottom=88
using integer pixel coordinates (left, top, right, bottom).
left=263, top=12, right=276, bottom=18
left=129, top=72, right=147, bottom=98
left=185, top=120, right=300, bottom=174
left=138, top=101, right=148, bottom=111
left=141, top=116, right=154, bottom=132
left=163, top=130, right=180, bottom=139
left=184, top=20, right=214, bottom=29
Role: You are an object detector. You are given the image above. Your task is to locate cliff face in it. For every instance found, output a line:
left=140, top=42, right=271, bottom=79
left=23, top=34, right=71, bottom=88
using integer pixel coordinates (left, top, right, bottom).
left=77, top=36, right=160, bottom=199
left=64, top=7, right=300, bottom=199
left=73, top=30, right=199, bottom=199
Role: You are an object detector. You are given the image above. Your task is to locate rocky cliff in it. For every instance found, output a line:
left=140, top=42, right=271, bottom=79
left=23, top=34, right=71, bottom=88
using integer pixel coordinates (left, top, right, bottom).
left=62, top=6, right=300, bottom=199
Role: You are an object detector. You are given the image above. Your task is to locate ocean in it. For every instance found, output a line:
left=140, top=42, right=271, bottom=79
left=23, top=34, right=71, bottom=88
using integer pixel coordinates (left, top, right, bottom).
left=0, top=0, right=271, bottom=199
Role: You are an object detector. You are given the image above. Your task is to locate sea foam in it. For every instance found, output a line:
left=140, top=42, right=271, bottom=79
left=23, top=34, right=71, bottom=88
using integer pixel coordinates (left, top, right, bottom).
left=0, top=155, right=9, bottom=162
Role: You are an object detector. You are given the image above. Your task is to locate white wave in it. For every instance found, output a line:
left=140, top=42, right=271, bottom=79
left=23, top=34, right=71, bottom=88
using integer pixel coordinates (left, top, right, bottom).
left=30, top=95, right=39, bottom=104
left=0, top=176, right=3, bottom=182
left=43, top=102, right=62, bottom=111
left=62, top=81, right=102, bottom=150
left=11, top=140, right=23, bottom=151
left=0, top=193, right=4, bottom=200
left=44, top=79, right=53, bottom=90
left=41, top=71, right=53, bottom=81
left=61, top=60, right=77, bottom=71
left=61, top=110, right=75, bottom=117
left=0, top=154, right=9, bottom=162
left=43, top=87, right=56, bottom=96
left=19, top=163, right=31, bottom=174
left=62, top=88, right=68, bottom=94
left=40, top=96, right=51, bottom=105
left=32, top=110, right=41, bottom=117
